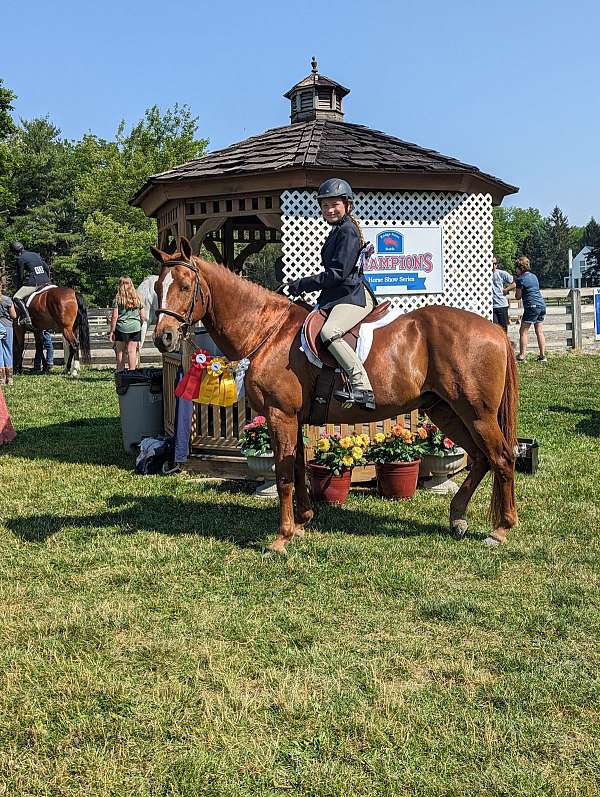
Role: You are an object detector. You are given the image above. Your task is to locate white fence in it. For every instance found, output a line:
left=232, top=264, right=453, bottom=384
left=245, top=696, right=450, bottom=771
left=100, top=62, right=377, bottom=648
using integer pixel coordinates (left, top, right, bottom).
left=507, top=288, right=598, bottom=352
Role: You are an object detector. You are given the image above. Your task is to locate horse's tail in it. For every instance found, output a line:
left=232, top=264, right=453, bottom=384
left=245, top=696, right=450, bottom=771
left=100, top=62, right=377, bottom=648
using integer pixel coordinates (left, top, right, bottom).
left=490, top=336, right=519, bottom=526
left=75, top=292, right=92, bottom=365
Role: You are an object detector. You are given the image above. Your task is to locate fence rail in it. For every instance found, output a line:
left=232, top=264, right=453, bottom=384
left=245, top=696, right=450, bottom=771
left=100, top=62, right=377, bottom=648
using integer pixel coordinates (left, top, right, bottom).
left=508, top=288, right=598, bottom=352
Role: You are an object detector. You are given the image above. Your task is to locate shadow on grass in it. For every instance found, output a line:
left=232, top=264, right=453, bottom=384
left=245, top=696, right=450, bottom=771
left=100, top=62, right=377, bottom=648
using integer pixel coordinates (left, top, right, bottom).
left=5, top=491, right=449, bottom=548
left=7, top=417, right=131, bottom=469
left=548, top=405, right=600, bottom=438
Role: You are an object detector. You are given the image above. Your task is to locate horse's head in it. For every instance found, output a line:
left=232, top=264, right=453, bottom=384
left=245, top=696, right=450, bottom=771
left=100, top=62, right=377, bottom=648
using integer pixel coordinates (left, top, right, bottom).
left=151, top=238, right=209, bottom=353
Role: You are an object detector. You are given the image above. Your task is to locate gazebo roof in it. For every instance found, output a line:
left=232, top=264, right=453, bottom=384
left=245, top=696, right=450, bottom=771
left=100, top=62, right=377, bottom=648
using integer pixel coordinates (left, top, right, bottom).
left=131, top=119, right=517, bottom=209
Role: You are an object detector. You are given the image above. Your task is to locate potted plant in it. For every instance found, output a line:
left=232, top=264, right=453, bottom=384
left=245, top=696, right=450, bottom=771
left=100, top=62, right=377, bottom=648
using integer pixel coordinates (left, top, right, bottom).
left=419, top=420, right=466, bottom=495
left=239, top=415, right=277, bottom=498
left=366, top=425, right=426, bottom=499
left=308, top=433, right=370, bottom=505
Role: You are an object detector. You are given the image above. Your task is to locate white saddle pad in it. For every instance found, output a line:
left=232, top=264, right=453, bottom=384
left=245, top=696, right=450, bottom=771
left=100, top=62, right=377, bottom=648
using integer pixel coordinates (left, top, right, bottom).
left=300, top=307, right=404, bottom=369
left=26, top=284, right=57, bottom=307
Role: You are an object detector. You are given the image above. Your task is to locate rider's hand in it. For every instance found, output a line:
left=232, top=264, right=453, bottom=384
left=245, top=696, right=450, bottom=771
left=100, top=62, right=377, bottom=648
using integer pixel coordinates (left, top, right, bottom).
left=285, top=279, right=302, bottom=296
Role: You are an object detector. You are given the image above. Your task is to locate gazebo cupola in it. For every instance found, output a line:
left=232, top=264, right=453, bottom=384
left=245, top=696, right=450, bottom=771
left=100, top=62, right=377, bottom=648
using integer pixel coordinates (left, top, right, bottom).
left=284, top=56, right=349, bottom=124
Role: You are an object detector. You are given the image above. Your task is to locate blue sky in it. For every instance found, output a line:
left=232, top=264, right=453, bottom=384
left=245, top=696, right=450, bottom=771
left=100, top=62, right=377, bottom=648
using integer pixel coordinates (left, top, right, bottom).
left=2, top=0, right=598, bottom=225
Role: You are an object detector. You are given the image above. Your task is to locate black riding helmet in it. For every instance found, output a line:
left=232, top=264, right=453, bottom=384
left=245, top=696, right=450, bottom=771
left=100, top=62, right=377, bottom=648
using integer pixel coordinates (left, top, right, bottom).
left=10, top=241, right=24, bottom=254
left=316, top=178, right=354, bottom=202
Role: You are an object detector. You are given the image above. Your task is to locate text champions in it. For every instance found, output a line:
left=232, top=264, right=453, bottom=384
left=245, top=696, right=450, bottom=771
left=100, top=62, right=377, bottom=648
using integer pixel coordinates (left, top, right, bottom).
left=364, top=253, right=434, bottom=272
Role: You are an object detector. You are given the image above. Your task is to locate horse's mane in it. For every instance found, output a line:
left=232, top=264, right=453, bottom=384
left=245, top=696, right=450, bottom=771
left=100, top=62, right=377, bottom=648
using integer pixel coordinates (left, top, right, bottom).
left=192, top=256, right=290, bottom=309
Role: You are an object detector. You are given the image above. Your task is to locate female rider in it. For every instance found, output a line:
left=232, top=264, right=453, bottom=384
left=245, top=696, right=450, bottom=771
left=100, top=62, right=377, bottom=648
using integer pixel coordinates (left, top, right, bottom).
left=285, top=178, right=376, bottom=410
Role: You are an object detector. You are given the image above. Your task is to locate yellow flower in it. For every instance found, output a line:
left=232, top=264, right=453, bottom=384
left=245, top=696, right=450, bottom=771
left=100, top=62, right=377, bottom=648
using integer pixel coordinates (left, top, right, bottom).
left=417, top=427, right=428, bottom=439
left=351, top=446, right=363, bottom=460
left=399, top=428, right=413, bottom=443
left=353, top=435, right=363, bottom=446
left=374, top=432, right=386, bottom=444
left=342, top=455, right=354, bottom=468
left=318, top=438, right=330, bottom=452
left=360, top=434, right=370, bottom=446
left=340, top=437, right=353, bottom=449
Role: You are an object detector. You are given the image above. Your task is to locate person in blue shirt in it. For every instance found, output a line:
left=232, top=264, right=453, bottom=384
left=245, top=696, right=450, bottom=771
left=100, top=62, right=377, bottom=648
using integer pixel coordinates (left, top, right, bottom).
left=514, top=256, right=547, bottom=362
left=492, top=255, right=515, bottom=331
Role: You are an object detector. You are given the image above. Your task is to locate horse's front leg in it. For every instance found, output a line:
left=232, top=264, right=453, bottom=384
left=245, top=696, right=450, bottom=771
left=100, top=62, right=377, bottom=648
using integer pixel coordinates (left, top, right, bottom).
left=293, top=425, right=313, bottom=538
left=266, top=409, right=299, bottom=554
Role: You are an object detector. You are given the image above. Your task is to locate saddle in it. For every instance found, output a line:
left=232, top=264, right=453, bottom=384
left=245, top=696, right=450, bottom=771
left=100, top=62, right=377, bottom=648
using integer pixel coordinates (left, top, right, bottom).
left=302, top=300, right=391, bottom=425
left=303, top=300, right=391, bottom=368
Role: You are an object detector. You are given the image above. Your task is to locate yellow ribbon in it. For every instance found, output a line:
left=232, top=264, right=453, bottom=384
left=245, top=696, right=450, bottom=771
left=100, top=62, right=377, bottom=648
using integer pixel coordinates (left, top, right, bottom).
left=194, top=358, right=239, bottom=406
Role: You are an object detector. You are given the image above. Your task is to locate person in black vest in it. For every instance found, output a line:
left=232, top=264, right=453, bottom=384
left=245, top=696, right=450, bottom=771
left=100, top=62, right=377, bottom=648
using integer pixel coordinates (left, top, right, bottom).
left=285, top=178, right=377, bottom=410
left=10, top=241, right=51, bottom=326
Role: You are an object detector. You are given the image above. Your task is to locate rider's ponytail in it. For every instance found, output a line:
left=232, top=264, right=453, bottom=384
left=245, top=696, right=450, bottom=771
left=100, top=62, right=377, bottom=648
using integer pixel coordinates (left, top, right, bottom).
left=346, top=201, right=365, bottom=247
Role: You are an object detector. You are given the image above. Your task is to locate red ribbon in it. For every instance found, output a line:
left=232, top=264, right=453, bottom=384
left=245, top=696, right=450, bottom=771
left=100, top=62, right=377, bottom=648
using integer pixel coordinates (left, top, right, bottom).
left=175, top=348, right=212, bottom=401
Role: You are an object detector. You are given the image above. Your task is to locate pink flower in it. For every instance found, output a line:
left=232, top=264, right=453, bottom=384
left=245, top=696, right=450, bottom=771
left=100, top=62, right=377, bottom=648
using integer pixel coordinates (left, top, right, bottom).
left=253, top=415, right=266, bottom=425
left=443, top=437, right=454, bottom=449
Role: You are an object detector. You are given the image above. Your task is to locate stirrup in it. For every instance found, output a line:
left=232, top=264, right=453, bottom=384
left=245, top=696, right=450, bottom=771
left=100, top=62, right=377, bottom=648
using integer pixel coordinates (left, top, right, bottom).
left=333, top=386, right=376, bottom=410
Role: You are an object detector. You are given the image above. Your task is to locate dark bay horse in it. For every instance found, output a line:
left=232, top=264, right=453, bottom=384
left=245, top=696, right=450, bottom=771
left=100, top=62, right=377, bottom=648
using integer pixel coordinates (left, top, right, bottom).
left=13, top=288, right=92, bottom=376
left=153, top=238, right=518, bottom=553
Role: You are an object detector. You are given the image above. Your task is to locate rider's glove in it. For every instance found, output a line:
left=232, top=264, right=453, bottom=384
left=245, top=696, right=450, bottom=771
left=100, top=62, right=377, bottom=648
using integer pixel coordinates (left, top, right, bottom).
left=285, top=279, right=302, bottom=295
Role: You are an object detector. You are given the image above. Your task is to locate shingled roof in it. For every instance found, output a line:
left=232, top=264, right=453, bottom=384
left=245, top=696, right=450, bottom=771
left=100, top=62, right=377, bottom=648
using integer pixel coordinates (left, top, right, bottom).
left=132, top=119, right=516, bottom=204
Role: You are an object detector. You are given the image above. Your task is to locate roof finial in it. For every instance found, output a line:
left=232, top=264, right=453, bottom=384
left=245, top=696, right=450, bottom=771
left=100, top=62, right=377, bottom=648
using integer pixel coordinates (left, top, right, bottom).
left=311, top=56, right=318, bottom=74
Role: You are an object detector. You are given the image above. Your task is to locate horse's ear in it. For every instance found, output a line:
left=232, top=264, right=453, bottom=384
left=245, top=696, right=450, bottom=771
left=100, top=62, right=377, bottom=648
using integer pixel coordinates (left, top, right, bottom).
left=150, top=245, right=167, bottom=264
left=179, top=237, right=193, bottom=261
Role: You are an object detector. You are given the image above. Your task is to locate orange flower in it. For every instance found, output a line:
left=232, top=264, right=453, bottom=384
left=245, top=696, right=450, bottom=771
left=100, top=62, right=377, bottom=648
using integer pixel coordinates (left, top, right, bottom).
left=417, top=427, right=428, bottom=440
left=392, top=424, right=404, bottom=436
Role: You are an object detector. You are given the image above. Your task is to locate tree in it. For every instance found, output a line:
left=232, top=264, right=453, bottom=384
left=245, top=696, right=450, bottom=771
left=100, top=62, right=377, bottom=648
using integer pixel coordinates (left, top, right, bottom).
left=583, top=219, right=600, bottom=285
left=539, top=207, right=571, bottom=287
left=0, top=78, right=17, bottom=268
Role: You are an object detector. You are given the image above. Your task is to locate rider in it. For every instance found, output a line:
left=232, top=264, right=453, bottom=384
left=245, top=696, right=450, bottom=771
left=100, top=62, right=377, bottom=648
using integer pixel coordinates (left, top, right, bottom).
left=9, top=241, right=51, bottom=326
left=285, top=178, right=377, bottom=410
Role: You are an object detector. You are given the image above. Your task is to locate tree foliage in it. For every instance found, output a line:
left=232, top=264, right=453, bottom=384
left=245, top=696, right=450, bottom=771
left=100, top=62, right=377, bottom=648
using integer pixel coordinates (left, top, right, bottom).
left=1, top=90, right=207, bottom=302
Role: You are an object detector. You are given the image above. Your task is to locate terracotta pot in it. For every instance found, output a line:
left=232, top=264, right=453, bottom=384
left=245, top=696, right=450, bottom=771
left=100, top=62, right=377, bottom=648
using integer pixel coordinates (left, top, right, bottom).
left=375, top=460, right=420, bottom=500
left=308, top=462, right=352, bottom=505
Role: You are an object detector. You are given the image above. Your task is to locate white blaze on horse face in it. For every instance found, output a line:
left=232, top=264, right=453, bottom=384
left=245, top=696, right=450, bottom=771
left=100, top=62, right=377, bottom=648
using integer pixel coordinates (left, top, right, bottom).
left=162, top=270, right=174, bottom=307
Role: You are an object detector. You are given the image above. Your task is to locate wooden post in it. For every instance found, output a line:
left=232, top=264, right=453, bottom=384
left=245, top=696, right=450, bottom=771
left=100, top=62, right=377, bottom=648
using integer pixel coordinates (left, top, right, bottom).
left=570, top=288, right=582, bottom=349
left=223, top=219, right=235, bottom=268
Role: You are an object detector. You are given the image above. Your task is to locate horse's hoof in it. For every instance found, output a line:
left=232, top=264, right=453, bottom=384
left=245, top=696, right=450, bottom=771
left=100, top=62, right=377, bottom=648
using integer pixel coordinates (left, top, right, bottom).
left=265, top=538, right=290, bottom=555
left=484, top=536, right=502, bottom=547
left=451, top=519, right=468, bottom=540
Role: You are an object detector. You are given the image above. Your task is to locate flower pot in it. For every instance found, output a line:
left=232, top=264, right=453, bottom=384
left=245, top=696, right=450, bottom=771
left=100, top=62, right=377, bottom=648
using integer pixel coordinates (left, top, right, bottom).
left=422, top=449, right=466, bottom=495
left=246, top=452, right=278, bottom=499
left=376, top=460, right=420, bottom=499
left=308, top=462, right=352, bottom=505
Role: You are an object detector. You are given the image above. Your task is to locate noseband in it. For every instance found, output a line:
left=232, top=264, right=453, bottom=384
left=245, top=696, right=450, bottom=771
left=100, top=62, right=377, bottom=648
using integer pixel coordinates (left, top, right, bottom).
left=156, top=259, right=207, bottom=331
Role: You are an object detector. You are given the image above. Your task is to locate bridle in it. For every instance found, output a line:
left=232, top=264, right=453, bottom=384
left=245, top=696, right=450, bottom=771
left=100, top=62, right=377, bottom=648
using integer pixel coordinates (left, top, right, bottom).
left=156, top=256, right=294, bottom=359
left=156, top=258, right=207, bottom=331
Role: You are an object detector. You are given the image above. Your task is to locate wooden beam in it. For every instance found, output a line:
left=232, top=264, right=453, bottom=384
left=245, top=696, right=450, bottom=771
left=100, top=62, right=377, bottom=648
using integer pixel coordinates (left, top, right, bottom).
left=189, top=216, right=227, bottom=253
left=202, top=238, right=224, bottom=264
left=222, top=219, right=235, bottom=268
left=256, top=212, right=283, bottom=231
left=233, top=240, right=267, bottom=271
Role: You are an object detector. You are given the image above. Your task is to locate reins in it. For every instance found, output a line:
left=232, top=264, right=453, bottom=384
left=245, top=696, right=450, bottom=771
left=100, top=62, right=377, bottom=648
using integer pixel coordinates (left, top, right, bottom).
left=156, top=257, right=294, bottom=359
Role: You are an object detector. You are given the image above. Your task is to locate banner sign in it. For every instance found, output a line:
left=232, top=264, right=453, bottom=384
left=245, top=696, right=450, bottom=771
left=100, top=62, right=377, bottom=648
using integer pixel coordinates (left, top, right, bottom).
left=595, top=288, right=600, bottom=340
left=361, top=225, right=444, bottom=295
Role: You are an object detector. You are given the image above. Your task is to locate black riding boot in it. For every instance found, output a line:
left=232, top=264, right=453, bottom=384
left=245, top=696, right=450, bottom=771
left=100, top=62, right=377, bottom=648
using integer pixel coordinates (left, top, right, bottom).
left=14, top=298, right=32, bottom=327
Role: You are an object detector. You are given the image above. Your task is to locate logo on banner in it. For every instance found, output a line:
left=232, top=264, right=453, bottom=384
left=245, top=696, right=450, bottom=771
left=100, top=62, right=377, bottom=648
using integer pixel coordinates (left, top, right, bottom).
left=376, top=231, right=404, bottom=254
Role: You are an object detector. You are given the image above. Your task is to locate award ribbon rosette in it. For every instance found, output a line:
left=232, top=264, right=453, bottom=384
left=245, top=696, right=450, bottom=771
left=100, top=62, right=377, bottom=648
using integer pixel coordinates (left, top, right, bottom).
left=175, top=348, right=211, bottom=401
left=195, top=357, right=238, bottom=407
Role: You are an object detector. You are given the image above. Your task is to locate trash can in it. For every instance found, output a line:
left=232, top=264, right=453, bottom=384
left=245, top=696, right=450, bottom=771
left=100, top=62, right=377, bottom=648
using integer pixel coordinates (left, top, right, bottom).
left=115, top=368, right=164, bottom=453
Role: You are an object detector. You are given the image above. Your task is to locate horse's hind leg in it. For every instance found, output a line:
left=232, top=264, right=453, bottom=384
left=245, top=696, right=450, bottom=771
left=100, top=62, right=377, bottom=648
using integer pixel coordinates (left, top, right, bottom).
left=425, top=401, right=489, bottom=540
left=454, top=409, right=517, bottom=546
left=62, top=330, right=80, bottom=377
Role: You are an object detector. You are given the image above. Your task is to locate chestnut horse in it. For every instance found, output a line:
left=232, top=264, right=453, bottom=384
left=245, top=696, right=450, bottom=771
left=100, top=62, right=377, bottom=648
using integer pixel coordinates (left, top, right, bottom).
left=13, top=288, right=92, bottom=376
left=153, top=239, right=518, bottom=553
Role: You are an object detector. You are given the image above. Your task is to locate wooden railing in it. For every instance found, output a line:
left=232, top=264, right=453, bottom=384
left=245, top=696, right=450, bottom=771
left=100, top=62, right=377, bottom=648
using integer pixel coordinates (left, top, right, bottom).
left=507, top=288, right=598, bottom=352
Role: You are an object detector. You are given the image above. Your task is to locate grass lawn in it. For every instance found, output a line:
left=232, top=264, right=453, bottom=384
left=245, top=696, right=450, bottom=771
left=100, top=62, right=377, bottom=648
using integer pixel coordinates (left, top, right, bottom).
left=1, top=355, right=599, bottom=797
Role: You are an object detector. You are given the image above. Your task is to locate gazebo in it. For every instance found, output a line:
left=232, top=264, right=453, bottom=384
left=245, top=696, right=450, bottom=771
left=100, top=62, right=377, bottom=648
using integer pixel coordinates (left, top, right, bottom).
left=131, top=59, right=518, bottom=474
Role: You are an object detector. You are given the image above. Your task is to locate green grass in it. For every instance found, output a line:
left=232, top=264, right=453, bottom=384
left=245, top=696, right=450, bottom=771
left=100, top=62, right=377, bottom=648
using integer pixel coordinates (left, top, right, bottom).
left=1, top=356, right=599, bottom=796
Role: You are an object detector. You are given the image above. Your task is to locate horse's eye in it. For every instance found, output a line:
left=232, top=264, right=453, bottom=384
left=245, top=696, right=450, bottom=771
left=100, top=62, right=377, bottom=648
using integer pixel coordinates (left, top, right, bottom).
left=181, top=284, right=192, bottom=292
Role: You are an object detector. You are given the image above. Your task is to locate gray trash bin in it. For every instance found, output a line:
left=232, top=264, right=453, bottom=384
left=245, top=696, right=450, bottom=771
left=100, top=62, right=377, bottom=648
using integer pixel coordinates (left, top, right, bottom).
left=115, top=368, right=164, bottom=453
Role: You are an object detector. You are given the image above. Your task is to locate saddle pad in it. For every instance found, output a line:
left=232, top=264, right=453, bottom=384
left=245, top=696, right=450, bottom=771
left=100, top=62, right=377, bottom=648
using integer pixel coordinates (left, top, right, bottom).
left=300, top=306, right=404, bottom=368
left=26, top=284, right=57, bottom=307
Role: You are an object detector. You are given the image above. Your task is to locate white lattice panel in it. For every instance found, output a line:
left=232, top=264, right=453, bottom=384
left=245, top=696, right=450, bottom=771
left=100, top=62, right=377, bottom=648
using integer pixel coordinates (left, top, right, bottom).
left=281, top=190, right=493, bottom=318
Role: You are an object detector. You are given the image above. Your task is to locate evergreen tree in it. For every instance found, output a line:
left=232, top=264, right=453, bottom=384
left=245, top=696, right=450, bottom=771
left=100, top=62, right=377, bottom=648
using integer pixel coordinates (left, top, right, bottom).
left=540, top=207, right=570, bottom=287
